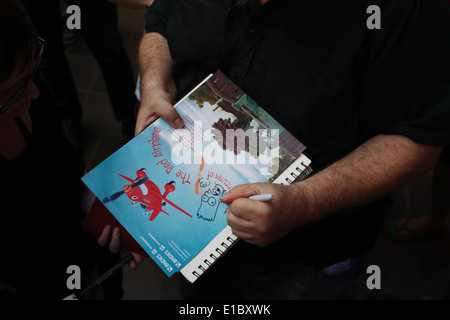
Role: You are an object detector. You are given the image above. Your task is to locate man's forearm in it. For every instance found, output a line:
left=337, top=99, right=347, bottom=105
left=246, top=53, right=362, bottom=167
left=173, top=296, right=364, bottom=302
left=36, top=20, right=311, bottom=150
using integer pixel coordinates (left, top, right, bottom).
left=294, top=134, right=442, bottom=225
left=135, top=31, right=181, bottom=133
left=138, top=32, right=176, bottom=101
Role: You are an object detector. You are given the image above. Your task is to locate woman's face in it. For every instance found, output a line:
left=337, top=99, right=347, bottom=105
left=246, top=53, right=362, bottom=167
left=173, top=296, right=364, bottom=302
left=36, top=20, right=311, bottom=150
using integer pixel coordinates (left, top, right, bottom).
left=0, top=57, right=40, bottom=121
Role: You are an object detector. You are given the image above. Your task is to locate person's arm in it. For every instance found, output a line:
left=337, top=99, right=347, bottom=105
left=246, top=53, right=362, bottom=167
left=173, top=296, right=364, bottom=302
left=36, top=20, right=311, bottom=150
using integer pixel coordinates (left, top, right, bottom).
left=97, top=226, right=143, bottom=269
left=221, top=134, right=442, bottom=247
left=135, top=32, right=182, bottom=135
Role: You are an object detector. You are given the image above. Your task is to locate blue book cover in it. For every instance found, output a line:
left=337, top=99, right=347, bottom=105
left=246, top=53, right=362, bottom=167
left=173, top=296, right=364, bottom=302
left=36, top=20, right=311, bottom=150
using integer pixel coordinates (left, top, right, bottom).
left=82, top=70, right=311, bottom=278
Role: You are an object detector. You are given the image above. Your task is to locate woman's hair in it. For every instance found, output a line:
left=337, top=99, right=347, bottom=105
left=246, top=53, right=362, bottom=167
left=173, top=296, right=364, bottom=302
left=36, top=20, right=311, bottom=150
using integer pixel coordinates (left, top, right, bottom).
left=0, top=0, right=37, bottom=83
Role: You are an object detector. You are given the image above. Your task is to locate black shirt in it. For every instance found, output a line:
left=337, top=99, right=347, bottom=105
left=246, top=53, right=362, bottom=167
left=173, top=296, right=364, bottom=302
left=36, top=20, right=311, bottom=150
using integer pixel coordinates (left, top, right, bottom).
left=145, top=0, right=450, bottom=298
left=146, top=0, right=450, bottom=170
left=145, top=0, right=227, bottom=101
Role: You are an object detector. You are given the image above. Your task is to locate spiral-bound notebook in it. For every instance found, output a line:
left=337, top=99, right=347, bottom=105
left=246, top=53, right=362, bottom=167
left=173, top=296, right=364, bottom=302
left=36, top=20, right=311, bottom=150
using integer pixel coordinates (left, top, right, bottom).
left=82, top=70, right=312, bottom=283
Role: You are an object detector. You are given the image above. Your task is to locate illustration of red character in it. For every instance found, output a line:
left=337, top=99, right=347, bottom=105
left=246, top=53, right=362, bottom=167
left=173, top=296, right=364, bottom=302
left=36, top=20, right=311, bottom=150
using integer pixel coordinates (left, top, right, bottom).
left=103, top=168, right=193, bottom=221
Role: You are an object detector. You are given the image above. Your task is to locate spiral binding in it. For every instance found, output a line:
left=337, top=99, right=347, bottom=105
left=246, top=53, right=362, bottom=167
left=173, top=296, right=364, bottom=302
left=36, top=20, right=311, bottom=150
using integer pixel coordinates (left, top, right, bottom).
left=281, top=165, right=313, bottom=185
left=273, top=153, right=312, bottom=185
left=181, top=227, right=238, bottom=283
left=192, top=238, right=235, bottom=279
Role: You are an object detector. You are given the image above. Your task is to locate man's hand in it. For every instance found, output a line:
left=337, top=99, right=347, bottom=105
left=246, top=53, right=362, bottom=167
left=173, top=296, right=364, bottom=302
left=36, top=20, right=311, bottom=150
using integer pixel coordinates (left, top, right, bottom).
left=135, top=87, right=182, bottom=135
left=221, top=183, right=308, bottom=247
left=136, top=32, right=181, bottom=135
left=97, top=226, right=143, bottom=270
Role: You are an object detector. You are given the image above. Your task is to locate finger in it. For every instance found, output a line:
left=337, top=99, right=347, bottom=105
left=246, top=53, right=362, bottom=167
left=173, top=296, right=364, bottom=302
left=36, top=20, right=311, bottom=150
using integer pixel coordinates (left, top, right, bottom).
left=130, top=253, right=143, bottom=269
left=228, top=219, right=255, bottom=241
left=229, top=197, right=268, bottom=221
left=131, top=252, right=143, bottom=264
left=97, top=225, right=111, bottom=247
left=109, top=227, right=121, bottom=254
left=129, top=261, right=137, bottom=270
left=220, top=184, right=263, bottom=203
left=227, top=210, right=254, bottom=235
left=228, top=198, right=253, bottom=221
left=135, top=98, right=184, bottom=135
left=120, top=250, right=143, bottom=270
left=154, top=100, right=184, bottom=129
left=230, top=228, right=254, bottom=243
left=228, top=223, right=261, bottom=245
left=128, top=255, right=138, bottom=270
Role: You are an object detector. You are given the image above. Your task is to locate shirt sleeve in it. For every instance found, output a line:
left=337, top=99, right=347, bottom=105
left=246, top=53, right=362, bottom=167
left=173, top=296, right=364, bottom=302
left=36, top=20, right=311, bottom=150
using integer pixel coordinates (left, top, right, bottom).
left=360, top=0, right=450, bottom=146
left=144, top=0, right=169, bottom=37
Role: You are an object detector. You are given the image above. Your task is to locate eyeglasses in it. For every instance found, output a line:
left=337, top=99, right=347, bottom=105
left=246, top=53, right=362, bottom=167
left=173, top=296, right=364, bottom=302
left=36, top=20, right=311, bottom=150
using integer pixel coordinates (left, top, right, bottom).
left=0, top=36, right=46, bottom=115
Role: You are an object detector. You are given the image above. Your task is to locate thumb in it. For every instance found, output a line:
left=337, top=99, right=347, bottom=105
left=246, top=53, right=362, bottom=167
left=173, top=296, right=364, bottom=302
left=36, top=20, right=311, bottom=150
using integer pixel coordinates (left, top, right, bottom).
left=220, top=183, right=264, bottom=203
left=157, top=103, right=184, bottom=129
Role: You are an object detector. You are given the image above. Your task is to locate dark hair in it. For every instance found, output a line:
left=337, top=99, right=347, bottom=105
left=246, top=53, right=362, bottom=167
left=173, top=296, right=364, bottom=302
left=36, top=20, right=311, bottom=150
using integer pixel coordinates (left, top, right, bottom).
left=0, top=0, right=37, bottom=83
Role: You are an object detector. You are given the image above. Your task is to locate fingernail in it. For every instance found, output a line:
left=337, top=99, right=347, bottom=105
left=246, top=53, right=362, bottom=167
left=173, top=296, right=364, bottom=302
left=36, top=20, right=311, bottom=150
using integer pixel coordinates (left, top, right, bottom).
left=220, top=192, right=230, bottom=201
left=174, top=117, right=184, bottom=128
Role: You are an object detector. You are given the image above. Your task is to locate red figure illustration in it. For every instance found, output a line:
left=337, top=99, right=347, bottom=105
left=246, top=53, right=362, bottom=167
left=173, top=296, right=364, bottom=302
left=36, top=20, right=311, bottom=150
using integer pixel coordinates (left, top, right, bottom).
left=103, top=168, right=193, bottom=221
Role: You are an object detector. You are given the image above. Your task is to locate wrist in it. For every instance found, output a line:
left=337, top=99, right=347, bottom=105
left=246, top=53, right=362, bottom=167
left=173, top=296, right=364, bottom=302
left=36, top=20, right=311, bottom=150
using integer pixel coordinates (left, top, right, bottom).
left=141, top=85, right=175, bottom=102
left=140, top=86, right=176, bottom=116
